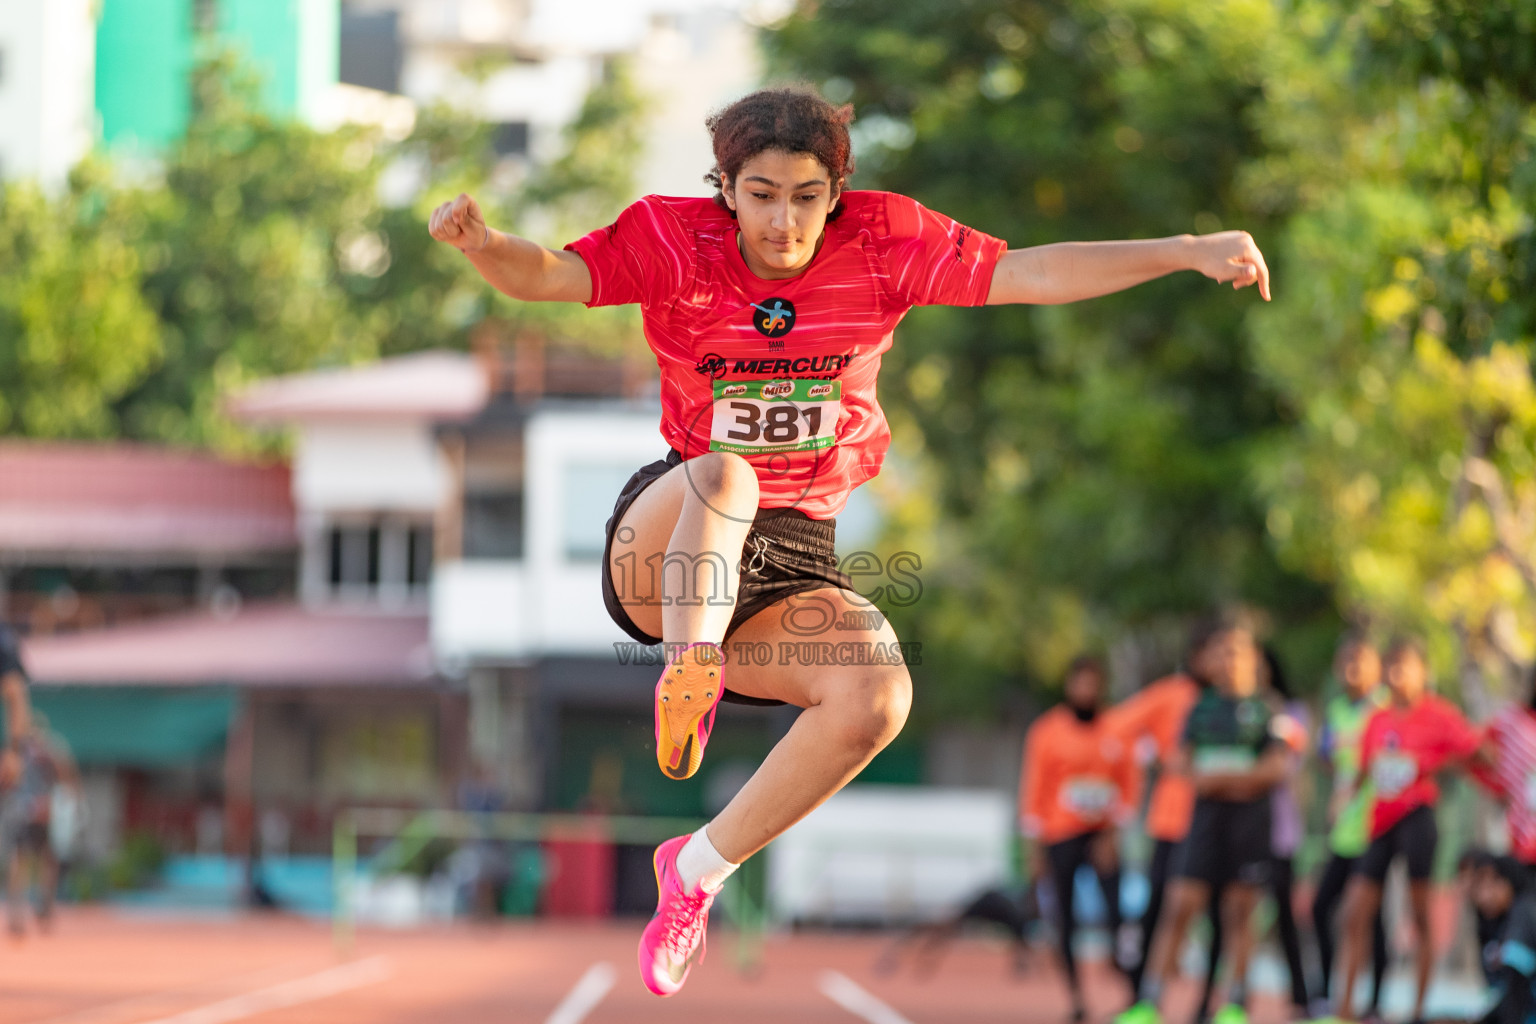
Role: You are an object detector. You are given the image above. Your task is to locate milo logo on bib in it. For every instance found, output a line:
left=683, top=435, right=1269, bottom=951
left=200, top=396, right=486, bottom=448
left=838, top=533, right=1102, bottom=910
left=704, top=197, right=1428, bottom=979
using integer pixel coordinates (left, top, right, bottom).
left=709, top=378, right=842, bottom=455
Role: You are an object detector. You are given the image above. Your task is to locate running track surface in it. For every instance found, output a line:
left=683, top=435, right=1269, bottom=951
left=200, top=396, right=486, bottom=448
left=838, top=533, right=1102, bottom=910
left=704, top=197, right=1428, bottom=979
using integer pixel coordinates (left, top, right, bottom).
left=0, top=909, right=1291, bottom=1024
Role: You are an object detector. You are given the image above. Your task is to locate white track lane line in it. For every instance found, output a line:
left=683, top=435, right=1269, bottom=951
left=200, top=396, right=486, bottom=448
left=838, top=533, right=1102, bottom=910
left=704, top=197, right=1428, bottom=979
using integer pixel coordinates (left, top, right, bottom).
left=818, top=970, right=916, bottom=1024
left=25, top=960, right=335, bottom=1024
left=129, top=956, right=392, bottom=1024
left=544, top=962, right=617, bottom=1024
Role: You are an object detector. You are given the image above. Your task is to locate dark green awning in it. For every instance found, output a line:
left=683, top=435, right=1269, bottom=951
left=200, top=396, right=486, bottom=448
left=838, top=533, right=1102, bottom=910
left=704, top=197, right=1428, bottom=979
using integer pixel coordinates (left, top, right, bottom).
left=7, top=687, right=236, bottom=768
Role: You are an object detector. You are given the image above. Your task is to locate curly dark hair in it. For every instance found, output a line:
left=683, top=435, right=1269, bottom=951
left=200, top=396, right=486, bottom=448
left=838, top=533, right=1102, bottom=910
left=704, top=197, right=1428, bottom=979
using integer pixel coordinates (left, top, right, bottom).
left=704, top=85, right=856, bottom=219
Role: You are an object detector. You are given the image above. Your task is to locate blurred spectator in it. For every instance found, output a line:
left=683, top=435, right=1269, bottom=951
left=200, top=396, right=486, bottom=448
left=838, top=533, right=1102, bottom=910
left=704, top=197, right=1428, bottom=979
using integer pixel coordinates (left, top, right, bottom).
left=1458, top=848, right=1505, bottom=983
left=453, top=762, right=509, bottom=919
left=1200, top=647, right=1310, bottom=1019
left=1020, top=653, right=1135, bottom=1021
left=1, top=712, right=81, bottom=935
left=1310, top=635, right=1388, bottom=1019
left=1462, top=853, right=1536, bottom=1024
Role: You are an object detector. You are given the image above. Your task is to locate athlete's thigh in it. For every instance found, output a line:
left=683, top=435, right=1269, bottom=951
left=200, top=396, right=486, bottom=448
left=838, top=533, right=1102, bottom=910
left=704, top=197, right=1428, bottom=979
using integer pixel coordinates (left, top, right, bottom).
left=722, top=586, right=908, bottom=708
left=607, top=463, right=703, bottom=640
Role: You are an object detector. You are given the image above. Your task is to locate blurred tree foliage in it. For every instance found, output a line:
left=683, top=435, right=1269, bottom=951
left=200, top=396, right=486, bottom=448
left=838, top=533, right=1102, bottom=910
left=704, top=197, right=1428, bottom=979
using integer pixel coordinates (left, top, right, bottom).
left=769, top=0, right=1336, bottom=711
left=1245, top=0, right=1536, bottom=709
left=770, top=0, right=1536, bottom=710
left=0, top=176, right=160, bottom=437
left=0, top=50, right=645, bottom=451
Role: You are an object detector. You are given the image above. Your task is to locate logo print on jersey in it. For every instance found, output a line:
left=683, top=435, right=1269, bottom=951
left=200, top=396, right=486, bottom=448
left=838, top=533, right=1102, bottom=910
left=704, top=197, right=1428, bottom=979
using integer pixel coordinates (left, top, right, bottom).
left=751, top=298, right=796, bottom=339
left=694, top=353, right=727, bottom=378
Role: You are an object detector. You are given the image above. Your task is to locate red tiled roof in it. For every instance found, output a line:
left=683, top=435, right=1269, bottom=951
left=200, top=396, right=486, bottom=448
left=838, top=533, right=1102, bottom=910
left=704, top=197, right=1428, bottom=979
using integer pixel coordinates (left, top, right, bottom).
left=22, top=602, right=435, bottom=688
left=0, top=442, right=295, bottom=556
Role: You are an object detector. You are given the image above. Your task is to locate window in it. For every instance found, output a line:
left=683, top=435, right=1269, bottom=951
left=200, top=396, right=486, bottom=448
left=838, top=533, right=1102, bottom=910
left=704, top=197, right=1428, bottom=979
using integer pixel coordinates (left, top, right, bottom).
left=407, top=525, right=433, bottom=586
left=464, top=490, right=523, bottom=559
left=323, top=517, right=432, bottom=598
left=327, top=524, right=379, bottom=587
left=339, top=7, right=404, bottom=94
left=563, top=465, right=635, bottom=561
left=492, top=122, right=530, bottom=157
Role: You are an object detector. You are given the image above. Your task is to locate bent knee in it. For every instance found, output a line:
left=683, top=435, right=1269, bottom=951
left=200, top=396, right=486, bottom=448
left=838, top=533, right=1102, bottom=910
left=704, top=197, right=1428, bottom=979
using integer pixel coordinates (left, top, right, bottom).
left=832, top=669, right=912, bottom=756
left=1168, top=884, right=1205, bottom=917
left=684, top=452, right=759, bottom=510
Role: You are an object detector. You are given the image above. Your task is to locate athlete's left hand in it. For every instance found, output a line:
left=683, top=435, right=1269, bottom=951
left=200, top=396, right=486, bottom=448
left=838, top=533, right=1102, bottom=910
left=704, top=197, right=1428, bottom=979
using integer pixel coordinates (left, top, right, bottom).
left=1190, top=230, right=1271, bottom=301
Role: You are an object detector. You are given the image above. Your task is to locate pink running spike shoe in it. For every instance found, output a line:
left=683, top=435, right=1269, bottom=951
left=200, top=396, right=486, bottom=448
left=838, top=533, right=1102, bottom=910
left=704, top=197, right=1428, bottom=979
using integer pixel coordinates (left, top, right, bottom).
left=655, top=642, right=723, bottom=780
left=638, top=834, right=715, bottom=997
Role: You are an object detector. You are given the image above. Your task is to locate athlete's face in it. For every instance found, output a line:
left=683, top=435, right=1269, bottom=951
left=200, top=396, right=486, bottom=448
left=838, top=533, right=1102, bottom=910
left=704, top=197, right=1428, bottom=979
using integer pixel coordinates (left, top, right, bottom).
left=1472, top=866, right=1515, bottom=918
left=1207, top=628, right=1260, bottom=698
left=1339, top=643, right=1381, bottom=700
left=723, top=149, right=838, bottom=280
left=1064, top=667, right=1103, bottom=711
left=1386, top=647, right=1428, bottom=704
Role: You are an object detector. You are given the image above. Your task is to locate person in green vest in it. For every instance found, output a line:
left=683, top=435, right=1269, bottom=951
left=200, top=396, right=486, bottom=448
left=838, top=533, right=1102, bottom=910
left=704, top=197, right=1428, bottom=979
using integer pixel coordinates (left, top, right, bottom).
left=1309, top=635, right=1389, bottom=1020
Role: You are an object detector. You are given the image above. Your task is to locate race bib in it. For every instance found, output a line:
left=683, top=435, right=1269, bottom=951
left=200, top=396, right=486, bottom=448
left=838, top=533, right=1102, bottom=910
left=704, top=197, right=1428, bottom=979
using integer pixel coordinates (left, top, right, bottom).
left=1192, top=746, right=1256, bottom=775
left=709, top=379, right=841, bottom=455
left=1371, top=752, right=1418, bottom=798
left=1061, top=777, right=1115, bottom=817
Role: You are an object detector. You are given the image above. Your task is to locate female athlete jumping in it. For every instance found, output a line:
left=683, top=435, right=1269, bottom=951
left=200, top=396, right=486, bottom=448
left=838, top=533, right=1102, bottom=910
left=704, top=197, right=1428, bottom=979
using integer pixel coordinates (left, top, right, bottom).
left=429, top=86, right=1271, bottom=997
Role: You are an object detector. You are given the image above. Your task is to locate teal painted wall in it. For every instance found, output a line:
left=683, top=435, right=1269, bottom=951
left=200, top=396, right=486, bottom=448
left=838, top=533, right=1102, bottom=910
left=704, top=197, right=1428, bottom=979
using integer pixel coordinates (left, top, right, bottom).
left=96, top=0, right=338, bottom=150
left=219, top=0, right=338, bottom=120
left=95, top=0, right=196, bottom=148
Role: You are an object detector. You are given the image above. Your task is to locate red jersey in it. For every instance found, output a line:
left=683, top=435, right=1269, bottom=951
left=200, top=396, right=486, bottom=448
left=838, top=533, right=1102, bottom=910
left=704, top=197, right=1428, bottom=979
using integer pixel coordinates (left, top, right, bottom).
left=566, top=192, right=1007, bottom=518
left=1483, top=705, right=1536, bottom=864
left=1020, top=706, right=1137, bottom=844
left=1359, top=694, right=1481, bottom=838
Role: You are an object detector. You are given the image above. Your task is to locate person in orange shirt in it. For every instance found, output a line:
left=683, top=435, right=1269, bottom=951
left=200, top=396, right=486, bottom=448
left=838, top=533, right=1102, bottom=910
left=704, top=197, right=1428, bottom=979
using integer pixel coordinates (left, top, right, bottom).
left=1022, top=655, right=1139, bottom=1021
left=1105, top=622, right=1221, bottom=994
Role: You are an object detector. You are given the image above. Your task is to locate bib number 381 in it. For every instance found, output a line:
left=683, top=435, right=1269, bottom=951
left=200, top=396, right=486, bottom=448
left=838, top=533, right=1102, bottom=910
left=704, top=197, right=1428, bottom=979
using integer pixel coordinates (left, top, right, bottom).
left=709, top=379, right=841, bottom=455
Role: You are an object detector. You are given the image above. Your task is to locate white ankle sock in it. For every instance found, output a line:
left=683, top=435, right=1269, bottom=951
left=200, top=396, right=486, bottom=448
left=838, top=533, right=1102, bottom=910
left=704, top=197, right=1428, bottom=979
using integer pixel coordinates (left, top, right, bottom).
left=675, top=826, right=738, bottom=894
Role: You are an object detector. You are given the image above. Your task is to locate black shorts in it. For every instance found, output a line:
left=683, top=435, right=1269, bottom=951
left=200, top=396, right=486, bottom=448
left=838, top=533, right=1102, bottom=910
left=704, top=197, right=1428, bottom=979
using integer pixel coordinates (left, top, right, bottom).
left=1354, top=803, right=1437, bottom=882
left=600, top=449, right=857, bottom=707
left=0, top=818, right=47, bottom=858
left=1173, top=797, right=1272, bottom=887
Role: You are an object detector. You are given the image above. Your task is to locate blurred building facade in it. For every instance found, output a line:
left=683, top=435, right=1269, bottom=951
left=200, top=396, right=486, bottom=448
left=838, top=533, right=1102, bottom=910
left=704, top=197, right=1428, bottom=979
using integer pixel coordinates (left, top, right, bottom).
left=97, top=0, right=341, bottom=150
left=0, top=0, right=98, bottom=186
left=0, top=0, right=762, bottom=200
left=9, top=343, right=774, bottom=873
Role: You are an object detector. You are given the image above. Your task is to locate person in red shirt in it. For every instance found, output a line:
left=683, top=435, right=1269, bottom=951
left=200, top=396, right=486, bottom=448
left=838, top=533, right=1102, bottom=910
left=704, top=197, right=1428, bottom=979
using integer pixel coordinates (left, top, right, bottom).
left=1335, top=638, right=1485, bottom=1023
left=1475, top=673, right=1536, bottom=868
left=1022, top=655, right=1138, bottom=1021
left=430, top=85, right=1272, bottom=997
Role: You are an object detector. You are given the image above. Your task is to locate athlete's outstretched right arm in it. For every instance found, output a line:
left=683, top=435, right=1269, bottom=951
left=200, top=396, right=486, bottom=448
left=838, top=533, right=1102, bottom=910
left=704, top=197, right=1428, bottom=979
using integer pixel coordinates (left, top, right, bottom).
left=428, top=193, right=592, bottom=303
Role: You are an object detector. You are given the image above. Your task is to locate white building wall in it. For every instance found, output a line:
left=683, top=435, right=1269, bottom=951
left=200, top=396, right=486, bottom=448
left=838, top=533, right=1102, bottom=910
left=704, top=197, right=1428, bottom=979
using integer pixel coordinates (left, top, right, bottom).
left=630, top=8, right=762, bottom=199
left=432, top=404, right=662, bottom=663
left=293, top=420, right=452, bottom=514
left=0, top=0, right=96, bottom=187
left=343, top=1, right=765, bottom=200
left=524, top=406, right=664, bottom=653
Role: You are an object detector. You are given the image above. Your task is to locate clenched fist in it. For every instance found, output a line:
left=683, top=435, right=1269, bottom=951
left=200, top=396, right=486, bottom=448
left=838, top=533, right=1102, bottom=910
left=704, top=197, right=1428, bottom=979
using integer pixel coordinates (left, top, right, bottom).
left=428, top=193, right=491, bottom=253
left=1189, top=230, right=1271, bottom=301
